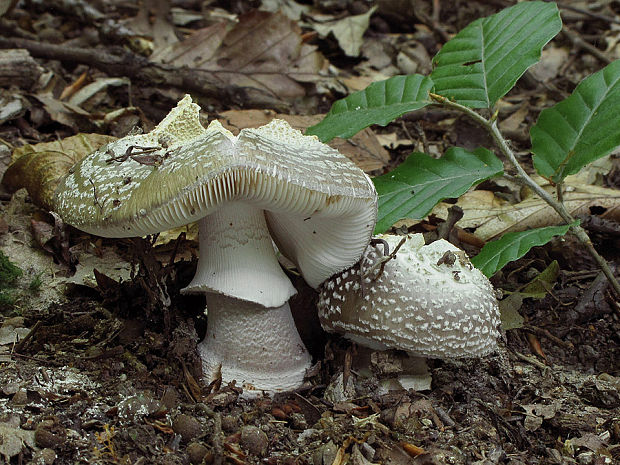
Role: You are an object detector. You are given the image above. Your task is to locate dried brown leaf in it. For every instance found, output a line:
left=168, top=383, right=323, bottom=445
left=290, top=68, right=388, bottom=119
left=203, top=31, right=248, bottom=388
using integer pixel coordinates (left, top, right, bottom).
left=152, top=11, right=327, bottom=99
left=430, top=182, right=620, bottom=241
left=2, top=133, right=116, bottom=210
left=310, top=6, right=377, bottom=57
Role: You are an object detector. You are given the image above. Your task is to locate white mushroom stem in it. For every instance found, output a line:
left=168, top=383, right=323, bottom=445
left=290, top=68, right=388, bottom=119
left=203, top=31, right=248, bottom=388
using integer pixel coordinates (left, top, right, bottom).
left=183, top=201, right=310, bottom=393
left=198, top=293, right=311, bottom=392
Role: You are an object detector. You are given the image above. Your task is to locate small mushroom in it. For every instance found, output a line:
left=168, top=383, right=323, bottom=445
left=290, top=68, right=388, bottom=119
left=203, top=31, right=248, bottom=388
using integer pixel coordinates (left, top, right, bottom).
left=54, top=96, right=377, bottom=394
left=318, top=234, right=500, bottom=358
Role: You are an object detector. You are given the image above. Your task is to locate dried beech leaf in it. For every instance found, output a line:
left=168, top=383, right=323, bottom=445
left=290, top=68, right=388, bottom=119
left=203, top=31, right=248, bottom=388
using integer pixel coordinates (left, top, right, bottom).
left=2, top=133, right=116, bottom=210
left=125, top=0, right=178, bottom=51
left=431, top=182, right=620, bottom=241
left=311, top=6, right=377, bottom=57
left=152, top=11, right=326, bottom=99
left=219, top=109, right=389, bottom=172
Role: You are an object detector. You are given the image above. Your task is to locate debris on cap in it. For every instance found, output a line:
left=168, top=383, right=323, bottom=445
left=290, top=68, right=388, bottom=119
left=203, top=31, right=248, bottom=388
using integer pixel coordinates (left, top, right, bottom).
left=318, top=234, right=500, bottom=358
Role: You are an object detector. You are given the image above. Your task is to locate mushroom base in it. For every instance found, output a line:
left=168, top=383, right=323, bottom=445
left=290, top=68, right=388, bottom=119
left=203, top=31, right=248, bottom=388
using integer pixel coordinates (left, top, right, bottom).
left=198, top=293, right=311, bottom=395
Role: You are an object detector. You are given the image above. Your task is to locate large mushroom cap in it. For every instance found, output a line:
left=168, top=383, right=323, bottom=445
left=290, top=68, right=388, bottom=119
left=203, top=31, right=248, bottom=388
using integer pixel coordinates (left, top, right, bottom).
left=54, top=96, right=377, bottom=288
left=318, top=234, right=500, bottom=358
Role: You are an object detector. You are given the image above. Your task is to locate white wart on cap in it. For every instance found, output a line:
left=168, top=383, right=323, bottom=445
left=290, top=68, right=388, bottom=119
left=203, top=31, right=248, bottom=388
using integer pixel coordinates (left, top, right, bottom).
left=318, top=234, right=500, bottom=358
left=54, top=96, right=377, bottom=394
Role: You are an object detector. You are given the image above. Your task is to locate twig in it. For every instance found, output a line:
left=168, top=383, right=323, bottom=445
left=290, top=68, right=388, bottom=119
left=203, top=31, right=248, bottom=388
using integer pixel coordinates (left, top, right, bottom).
left=212, top=412, right=224, bottom=465
left=431, top=0, right=441, bottom=23
left=10, top=352, right=64, bottom=367
left=559, top=4, right=620, bottom=25
left=0, top=37, right=289, bottom=111
left=369, top=237, right=390, bottom=256
left=522, top=324, right=573, bottom=350
left=413, top=7, right=450, bottom=43
left=429, top=93, right=620, bottom=297
left=88, top=178, right=104, bottom=211
left=362, top=236, right=406, bottom=280
left=513, top=350, right=548, bottom=370
left=562, top=27, right=612, bottom=64
left=13, top=320, right=41, bottom=353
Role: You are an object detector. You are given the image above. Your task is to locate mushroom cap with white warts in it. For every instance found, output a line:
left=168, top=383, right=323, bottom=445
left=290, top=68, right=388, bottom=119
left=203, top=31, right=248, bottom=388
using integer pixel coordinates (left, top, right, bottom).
left=317, top=234, right=500, bottom=358
left=54, top=96, right=377, bottom=289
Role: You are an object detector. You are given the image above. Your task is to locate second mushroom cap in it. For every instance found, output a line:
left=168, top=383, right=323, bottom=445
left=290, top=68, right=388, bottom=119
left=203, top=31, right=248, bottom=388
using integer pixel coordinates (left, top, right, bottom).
left=318, top=234, right=500, bottom=358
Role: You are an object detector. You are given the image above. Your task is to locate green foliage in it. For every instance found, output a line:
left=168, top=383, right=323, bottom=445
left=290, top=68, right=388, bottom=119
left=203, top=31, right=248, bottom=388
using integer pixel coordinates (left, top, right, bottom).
left=373, top=147, right=503, bottom=233
left=29, top=273, right=43, bottom=293
left=520, top=260, right=560, bottom=299
left=0, top=292, right=17, bottom=309
left=310, top=1, right=620, bottom=276
left=471, top=223, right=577, bottom=277
left=0, top=251, right=21, bottom=288
left=431, top=1, right=561, bottom=108
left=306, top=75, right=433, bottom=141
left=531, top=59, right=620, bottom=183
left=0, top=251, right=22, bottom=309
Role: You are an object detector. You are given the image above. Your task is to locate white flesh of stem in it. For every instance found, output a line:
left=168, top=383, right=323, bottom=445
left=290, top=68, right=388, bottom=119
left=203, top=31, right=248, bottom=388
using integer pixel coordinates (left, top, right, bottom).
left=183, top=201, right=310, bottom=393
left=197, top=293, right=311, bottom=394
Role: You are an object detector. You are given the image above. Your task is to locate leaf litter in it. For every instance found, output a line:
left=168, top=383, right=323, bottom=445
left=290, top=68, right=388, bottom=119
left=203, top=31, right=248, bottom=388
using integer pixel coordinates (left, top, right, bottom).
left=0, top=1, right=618, bottom=464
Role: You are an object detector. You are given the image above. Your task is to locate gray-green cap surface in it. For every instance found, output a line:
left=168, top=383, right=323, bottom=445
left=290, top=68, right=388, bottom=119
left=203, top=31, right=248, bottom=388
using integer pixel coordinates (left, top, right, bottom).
left=54, top=96, right=377, bottom=288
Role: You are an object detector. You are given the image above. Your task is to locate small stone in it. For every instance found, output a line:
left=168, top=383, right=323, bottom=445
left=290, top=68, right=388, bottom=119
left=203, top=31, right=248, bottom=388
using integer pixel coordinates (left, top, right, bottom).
left=32, top=448, right=56, bottom=465
left=161, top=387, right=180, bottom=410
left=221, top=414, right=238, bottom=432
left=10, top=389, right=28, bottom=405
left=186, top=442, right=209, bottom=465
left=240, top=425, right=268, bottom=457
left=210, top=391, right=237, bottom=408
left=313, top=441, right=338, bottom=465
left=172, top=414, right=203, bottom=442
left=34, top=427, right=64, bottom=449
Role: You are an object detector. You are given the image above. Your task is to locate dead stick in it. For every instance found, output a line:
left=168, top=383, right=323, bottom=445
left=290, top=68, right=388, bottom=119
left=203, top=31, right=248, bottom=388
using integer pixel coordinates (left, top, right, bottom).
left=0, top=37, right=289, bottom=110
left=13, top=320, right=41, bottom=353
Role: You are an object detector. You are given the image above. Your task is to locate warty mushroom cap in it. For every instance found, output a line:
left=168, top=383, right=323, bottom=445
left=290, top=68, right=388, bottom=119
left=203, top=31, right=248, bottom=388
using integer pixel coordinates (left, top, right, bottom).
left=318, top=234, right=500, bottom=358
left=54, top=96, right=377, bottom=298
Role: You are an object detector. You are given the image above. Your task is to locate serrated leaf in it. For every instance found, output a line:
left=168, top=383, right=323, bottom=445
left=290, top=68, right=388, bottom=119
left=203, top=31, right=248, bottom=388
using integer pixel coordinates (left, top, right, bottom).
left=471, top=222, right=577, bottom=277
left=431, top=1, right=561, bottom=108
left=531, top=60, right=620, bottom=183
left=373, top=147, right=503, bottom=233
left=306, top=74, right=433, bottom=142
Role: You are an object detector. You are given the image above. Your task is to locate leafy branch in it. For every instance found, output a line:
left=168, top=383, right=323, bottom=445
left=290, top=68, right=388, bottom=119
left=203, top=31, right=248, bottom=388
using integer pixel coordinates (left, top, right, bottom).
left=430, top=93, right=620, bottom=295
left=307, top=1, right=620, bottom=295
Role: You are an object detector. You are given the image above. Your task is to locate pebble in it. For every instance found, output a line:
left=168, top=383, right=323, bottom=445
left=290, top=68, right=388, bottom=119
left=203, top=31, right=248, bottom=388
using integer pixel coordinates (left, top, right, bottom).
left=186, top=442, right=209, bottom=465
left=34, top=427, right=64, bottom=449
left=31, top=448, right=56, bottom=465
left=240, top=425, right=268, bottom=457
left=221, top=414, right=238, bottom=432
left=172, top=414, right=203, bottom=442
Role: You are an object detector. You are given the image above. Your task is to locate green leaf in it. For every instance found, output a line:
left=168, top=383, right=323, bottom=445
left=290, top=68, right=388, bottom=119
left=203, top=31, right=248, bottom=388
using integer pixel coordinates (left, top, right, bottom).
left=521, top=260, right=560, bottom=298
left=431, top=1, right=561, bottom=108
left=531, top=60, right=620, bottom=183
left=306, top=74, right=433, bottom=142
left=373, top=147, right=503, bottom=233
left=471, top=222, right=578, bottom=277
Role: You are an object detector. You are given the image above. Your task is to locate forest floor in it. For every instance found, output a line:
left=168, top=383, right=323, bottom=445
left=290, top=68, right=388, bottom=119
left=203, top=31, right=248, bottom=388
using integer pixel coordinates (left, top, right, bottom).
left=0, top=1, right=618, bottom=464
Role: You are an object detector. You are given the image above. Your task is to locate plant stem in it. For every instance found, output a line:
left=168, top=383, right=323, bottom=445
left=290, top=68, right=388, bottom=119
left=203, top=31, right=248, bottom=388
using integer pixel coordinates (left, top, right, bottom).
left=430, top=93, right=620, bottom=296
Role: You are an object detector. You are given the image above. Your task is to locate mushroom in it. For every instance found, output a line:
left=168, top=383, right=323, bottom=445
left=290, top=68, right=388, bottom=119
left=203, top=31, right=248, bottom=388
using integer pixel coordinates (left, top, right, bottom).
left=54, top=96, right=377, bottom=394
left=318, top=234, right=500, bottom=358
